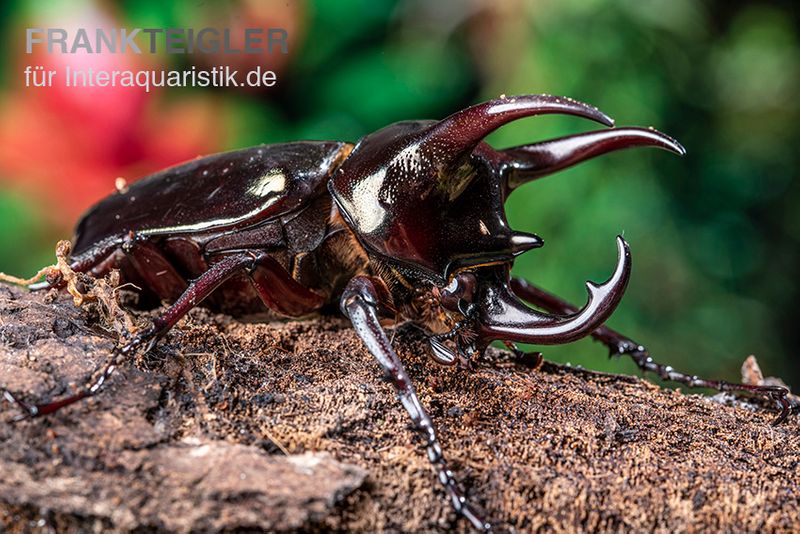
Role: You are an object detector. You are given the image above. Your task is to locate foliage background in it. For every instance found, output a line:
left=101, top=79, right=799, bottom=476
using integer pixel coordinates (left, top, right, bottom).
left=0, top=0, right=797, bottom=385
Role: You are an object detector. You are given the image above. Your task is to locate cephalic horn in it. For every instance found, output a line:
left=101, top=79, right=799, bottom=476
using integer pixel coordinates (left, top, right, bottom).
left=424, top=94, right=615, bottom=170
left=479, top=236, right=631, bottom=345
left=503, top=127, right=686, bottom=192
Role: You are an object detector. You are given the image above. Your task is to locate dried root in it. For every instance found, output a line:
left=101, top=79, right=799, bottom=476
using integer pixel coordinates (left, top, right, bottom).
left=0, top=240, right=85, bottom=301
left=0, top=265, right=55, bottom=286
left=0, top=240, right=138, bottom=337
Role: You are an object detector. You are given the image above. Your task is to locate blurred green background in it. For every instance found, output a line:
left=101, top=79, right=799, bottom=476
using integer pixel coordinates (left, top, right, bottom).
left=0, top=0, right=798, bottom=386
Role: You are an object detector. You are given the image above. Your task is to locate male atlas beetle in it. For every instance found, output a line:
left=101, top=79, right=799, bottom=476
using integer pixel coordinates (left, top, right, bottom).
left=1, top=94, right=792, bottom=531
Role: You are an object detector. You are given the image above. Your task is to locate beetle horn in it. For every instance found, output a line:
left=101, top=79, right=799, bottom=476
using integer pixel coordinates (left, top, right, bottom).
left=425, top=94, right=614, bottom=170
left=510, top=232, right=543, bottom=256
left=478, top=236, right=631, bottom=345
left=503, top=127, right=685, bottom=192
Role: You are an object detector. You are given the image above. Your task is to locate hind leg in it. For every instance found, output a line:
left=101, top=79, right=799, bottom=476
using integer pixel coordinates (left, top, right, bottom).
left=3, top=252, right=263, bottom=421
left=510, top=277, right=792, bottom=425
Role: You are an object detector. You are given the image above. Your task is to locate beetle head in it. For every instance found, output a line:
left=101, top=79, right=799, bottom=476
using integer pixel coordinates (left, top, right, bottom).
left=329, top=95, right=684, bottom=360
left=329, top=116, right=520, bottom=282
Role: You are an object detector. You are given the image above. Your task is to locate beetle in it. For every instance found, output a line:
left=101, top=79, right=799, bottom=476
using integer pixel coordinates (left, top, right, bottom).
left=1, top=94, right=791, bottom=531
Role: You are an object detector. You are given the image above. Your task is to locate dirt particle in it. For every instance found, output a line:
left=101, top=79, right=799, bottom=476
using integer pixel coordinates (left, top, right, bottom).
left=447, top=406, right=464, bottom=418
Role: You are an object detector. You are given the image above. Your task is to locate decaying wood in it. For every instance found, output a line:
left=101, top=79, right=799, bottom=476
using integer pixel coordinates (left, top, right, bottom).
left=0, top=285, right=798, bottom=532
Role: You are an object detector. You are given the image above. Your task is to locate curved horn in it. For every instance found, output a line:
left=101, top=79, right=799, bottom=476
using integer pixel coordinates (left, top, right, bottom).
left=478, top=236, right=631, bottom=345
left=425, top=94, right=615, bottom=169
left=504, top=127, right=686, bottom=192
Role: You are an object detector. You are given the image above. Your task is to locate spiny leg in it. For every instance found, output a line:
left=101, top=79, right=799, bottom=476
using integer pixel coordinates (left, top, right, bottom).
left=501, top=340, right=543, bottom=369
left=341, top=276, right=491, bottom=531
left=4, top=339, right=136, bottom=421
left=510, top=277, right=793, bottom=425
left=3, top=252, right=262, bottom=421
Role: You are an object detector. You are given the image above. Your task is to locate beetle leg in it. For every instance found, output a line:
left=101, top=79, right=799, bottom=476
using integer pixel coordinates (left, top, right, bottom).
left=247, top=254, right=325, bottom=316
left=3, top=253, right=261, bottom=421
left=501, top=341, right=543, bottom=369
left=4, top=338, right=139, bottom=421
left=126, top=240, right=188, bottom=302
left=341, top=276, right=491, bottom=532
left=509, top=277, right=794, bottom=425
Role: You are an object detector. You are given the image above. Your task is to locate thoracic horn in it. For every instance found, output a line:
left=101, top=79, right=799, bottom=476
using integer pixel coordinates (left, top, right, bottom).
left=503, top=127, right=686, bottom=193
left=423, top=94, right=615, bottom=171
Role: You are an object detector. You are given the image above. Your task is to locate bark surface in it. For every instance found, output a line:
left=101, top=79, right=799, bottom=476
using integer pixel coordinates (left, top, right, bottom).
left=0, top=285, right=798, bottom=532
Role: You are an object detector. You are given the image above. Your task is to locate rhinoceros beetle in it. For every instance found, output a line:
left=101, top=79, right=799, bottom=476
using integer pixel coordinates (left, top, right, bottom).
left=1, top=94, right=792, bottom=531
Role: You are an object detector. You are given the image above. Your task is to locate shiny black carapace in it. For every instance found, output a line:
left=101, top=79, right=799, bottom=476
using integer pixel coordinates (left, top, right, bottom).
left=2, top=95, right=791, bottom=531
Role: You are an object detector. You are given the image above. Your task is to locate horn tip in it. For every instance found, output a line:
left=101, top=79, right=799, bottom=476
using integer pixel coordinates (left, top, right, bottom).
left=510, top=232, right=544, bottom=255
left=601, top=113, right=615, bottom=128
left=652, top=129, right=686, bottom=156
left=640, top=127, right=687, bottom=156
left=584, top=236, right=631, bottom=298
left=615, top=235, right=631, bottom=258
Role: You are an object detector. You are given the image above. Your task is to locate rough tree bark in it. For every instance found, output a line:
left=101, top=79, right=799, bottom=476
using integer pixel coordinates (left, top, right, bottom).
left=0, top=285, right=798, bottom=532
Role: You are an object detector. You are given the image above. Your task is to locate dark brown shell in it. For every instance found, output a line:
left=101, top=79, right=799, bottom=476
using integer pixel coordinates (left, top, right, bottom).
left=71, top=142, right=350, bottom=263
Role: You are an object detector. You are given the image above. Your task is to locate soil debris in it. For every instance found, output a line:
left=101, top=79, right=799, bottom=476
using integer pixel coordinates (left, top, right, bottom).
left=0, top=286, right=798, bottom=532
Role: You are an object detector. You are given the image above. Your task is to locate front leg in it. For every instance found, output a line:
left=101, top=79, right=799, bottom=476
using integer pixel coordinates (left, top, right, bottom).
left=340, top=276, right=490, bottom=531
left=510, top=277, right=793, bottom=425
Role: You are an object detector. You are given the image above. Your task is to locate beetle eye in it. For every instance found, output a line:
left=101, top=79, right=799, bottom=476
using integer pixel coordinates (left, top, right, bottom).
left=457, top=272, right=477, bottom=301
left=440, top=272, right=477, bottom=312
